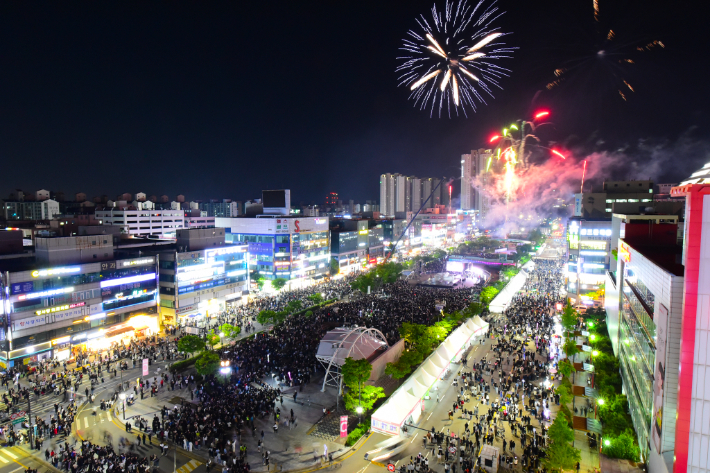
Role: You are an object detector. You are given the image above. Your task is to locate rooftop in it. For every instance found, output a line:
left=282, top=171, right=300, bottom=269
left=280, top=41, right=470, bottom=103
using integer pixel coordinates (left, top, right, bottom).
left=622, top=238, right=684, bottom=277
left=680, top=162, right=710, bottom=185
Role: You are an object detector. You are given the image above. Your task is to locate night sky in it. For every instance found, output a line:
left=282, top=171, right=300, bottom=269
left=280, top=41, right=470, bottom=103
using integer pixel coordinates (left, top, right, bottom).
left=0, top=1, right=706, bottom=205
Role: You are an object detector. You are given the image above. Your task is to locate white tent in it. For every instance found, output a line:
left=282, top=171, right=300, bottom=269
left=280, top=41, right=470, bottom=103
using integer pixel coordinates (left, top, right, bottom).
left=489, top=260, right=535, bottom=314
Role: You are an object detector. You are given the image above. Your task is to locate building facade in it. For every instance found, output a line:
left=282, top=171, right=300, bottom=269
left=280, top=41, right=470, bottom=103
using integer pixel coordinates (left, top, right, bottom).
left=96, top=209, right=185, bottom=238
left=216, top=216, right=330, bottom=286
left=0, top=256, right=159, bottom=368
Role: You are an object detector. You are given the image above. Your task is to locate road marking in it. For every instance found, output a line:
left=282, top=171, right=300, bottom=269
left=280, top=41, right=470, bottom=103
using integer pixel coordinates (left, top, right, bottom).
left=176, top=459, right=202, bottom=473
left=427, top=413, right=433, bottom=420
left=410, top=432, right=419, bottom=444
left=107, top=410, right=112, bottom=419
left=0, top=454, right=9, bottom=463
left=84, top=417, right=89, bottom=428
left=3, top=450, right=18, bottom=459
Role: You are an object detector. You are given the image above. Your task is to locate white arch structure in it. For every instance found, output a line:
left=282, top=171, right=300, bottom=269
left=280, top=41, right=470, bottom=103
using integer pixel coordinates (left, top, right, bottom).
left=316, top=326, right=389, bottom=394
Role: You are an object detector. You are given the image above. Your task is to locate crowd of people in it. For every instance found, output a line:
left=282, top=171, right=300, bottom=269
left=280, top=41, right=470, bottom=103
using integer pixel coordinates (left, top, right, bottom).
left=4, top=245, right=573, bottom=473
left=398, top=257, right=566, bottom=473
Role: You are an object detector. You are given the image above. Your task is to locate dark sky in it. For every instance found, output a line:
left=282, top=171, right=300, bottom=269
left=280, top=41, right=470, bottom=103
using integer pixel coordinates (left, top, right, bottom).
left=0, top=0, right=706, bottom=205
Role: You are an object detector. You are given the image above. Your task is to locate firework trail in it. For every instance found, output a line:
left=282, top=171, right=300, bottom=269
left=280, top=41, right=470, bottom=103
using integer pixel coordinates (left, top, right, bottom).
left=547, top=1, right=664, bottom=101
left=397, top=0, right=516, bottom=118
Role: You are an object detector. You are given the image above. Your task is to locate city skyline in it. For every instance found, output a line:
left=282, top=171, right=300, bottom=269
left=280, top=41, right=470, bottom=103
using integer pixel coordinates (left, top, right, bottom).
left=0, top=1, right=705, bottom=203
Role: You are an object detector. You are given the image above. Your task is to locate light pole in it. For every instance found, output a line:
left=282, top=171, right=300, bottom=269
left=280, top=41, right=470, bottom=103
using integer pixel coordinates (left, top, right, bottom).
left=119, top=393, right=126, bottom=420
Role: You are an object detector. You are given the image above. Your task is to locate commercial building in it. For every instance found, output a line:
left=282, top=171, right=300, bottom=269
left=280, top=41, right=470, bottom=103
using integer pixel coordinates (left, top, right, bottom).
left=216, top=216, right=330, bottom=286
left=157, top=241, right=249, bottom=329
left=604, top=216, right=683, bottom=467
left=95, top=209, right=185, bottom=238
left=573, top=180, right=655, bottom=218
left=198, top=201, right=241, bottom=218
left=3, top=199, right=61, bottom=221
left=598, top=162, right=710, bottom=473
left=461, top=149, right=494, bottom=216
left=0, top=254, right=159, bottom=368
left=565, top=217, right=613, bottom=302
left=329, top=219, right=385, bottom=273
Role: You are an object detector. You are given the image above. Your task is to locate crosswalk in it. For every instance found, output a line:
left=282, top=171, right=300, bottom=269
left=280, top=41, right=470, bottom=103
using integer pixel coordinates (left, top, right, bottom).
left=0, top=448, right=19, bottom=463
left=81, top=409, right=113, bottom=429
left=176, top=459, right=202, bottom=473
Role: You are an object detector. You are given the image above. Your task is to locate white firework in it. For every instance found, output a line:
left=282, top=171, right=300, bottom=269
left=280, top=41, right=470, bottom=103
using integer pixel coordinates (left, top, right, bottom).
left=397, top=0, right=516, bottom=118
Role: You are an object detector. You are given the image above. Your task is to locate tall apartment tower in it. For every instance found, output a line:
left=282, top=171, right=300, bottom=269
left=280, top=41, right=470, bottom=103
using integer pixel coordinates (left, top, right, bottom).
left=379, top=173, right=398, bottom=217
left=411, top=178, right=422, bottom=212
left=461, top=153, right=475, bottom=210
left=461, top=149, right=494, bottom=217
left=395, top=175, right=412, bottom=213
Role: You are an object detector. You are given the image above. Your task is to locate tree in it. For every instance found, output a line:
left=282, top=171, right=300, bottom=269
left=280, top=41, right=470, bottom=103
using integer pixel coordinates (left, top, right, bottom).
left=563, top=338, right=580, bottom=360
left=177, top=335, right=205, bottom=357
left=257, top=309, right=278, bottom=325
left=195, top=351, right=220, bottom=377
left=219, top=323, right=241, bottom=341
left=555, top=383, right=573, bottom=407
left=256, top=276, right=267, bottom=291
left=602, top=430, right=640, bottom=462
left=285, top=300, right=303, bottom=313
left=308, top=293, right=324, bottom=305
left=341, top=358, right=372, bottom=391
left=384, top=360, right=413, bottom=379
left=330, top=258, right=340, bottom=275
left=271, top=278, right=288, bottom=291
left=542, top=414, right=581, bottom=472
left=304, top=310, right=314, bottom=318
left=480, top=286, right=499, bottom=306
left=561, top=303, right=578, bottom=334
left=463, top=302, right=483, bottom=317
left=344, top=384, right=385, bottom=412
left=206, top=329, right=220, bottom=349
left=558, top=359, right=575, bottom=379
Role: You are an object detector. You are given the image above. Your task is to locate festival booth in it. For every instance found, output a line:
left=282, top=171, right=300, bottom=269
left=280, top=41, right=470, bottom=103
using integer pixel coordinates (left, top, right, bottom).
left=488, top=260, right=535, bottom=314
left=370, top=317, right=483, bottom=435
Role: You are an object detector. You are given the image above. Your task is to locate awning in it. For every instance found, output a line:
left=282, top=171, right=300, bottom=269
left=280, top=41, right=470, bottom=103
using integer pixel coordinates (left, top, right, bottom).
left=104, top=326, right=135, bottom=337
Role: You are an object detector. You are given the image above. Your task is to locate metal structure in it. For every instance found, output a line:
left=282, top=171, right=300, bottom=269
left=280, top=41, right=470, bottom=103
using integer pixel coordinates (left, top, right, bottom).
left=316, top=326, right=389, bottom=394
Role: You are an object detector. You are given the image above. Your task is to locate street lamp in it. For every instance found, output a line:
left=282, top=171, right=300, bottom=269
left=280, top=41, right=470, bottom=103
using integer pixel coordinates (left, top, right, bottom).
left=592, top=350, right=599, bottom=357
left=356, top=406, right=363, bottom=425
left=119, top=393, right=126, bottom=420
left=604, top=439, right=611, bottom=447
left=220, top=359, right=231, bottom=379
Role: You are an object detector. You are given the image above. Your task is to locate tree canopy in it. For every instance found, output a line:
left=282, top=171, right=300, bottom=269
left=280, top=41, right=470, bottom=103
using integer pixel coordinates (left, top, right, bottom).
left=177, top=335, right=205, bottom=357
left=543, top=414, right=581, bottom=472
left=219, top=323, right=241, bottom=341
left=480, top=286, right=499, bottom=306
left=271, top=278, right=288, bottom=290
left=195, top=351, right=221, bottom=376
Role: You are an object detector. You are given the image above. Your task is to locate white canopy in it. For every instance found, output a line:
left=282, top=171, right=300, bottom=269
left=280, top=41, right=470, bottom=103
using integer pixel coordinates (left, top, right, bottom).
left=489, top=260, right=535, bottom=314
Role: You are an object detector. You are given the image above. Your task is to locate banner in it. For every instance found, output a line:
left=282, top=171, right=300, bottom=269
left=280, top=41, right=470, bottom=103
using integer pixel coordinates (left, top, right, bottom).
left=143, top=358, right=149, bottom=376
left=340, top=415, right=348, bottom=438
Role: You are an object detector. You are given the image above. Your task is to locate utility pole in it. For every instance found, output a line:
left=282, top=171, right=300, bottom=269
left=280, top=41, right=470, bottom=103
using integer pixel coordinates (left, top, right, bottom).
left=27, top=394, right=33, bottom=449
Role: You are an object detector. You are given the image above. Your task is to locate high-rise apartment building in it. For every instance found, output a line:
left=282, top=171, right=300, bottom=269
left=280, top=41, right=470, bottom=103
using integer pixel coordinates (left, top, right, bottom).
left=395, top=175, right=412, bottom=213
left=411, top=178, right=422, bottom=212
left=379, top=173, right=398, bottom=217
left=461, top=149, right=494, bottom=217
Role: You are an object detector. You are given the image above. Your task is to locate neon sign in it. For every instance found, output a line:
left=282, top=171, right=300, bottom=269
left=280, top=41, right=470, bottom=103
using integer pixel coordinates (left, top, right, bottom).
left=32, top=267, right=81, bottom=278
left=619, top=242, right=631, bottom=263
left=121, top=258, right=153, bottom=267
left=36, top=301, right=85, bottom=316
left=18, top=287, right=74, bottom=301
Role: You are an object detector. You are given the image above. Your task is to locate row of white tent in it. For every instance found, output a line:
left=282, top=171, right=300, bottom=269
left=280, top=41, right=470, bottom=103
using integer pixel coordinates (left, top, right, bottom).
left=370, top=315, right=490, bottom=435
left=488, top=260, right=536, bottom=314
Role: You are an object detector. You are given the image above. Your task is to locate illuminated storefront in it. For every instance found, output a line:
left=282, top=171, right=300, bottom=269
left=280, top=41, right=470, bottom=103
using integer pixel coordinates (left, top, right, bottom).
left=0, top=256, right=158, bottom=367
left=565, top=217, right=612, bottom=302
left=158, top=244, right=249, bottom=326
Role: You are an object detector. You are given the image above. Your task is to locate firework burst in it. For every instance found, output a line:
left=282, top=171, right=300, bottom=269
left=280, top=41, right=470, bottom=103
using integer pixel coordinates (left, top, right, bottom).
left=546, top=0, right=664, bottom=101
left=397, top=0, right=516, bottom=118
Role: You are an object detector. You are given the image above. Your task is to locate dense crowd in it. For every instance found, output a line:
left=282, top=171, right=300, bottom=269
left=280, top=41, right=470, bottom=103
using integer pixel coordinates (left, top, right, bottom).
left=398, top=257, right=566, bottom=473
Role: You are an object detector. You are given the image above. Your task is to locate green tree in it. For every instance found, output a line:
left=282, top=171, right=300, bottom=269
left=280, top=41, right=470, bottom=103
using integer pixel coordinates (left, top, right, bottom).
left=304, top=310, right=314, bottom=318
left=256, top=276, right=267, bottom=291
left=219, top=323, right=241, bottom=341
left=463, top=302, right=483, bottom=317
left=343, top=384, right=385, bottom=412
left=603, top=430, right=640, bottom=462
left=558, top=359, right=576, bottom=379
left=384, top=360, right=413, bottom=379
left=195, top=351, right=221, bottom=377
left=330, top=258, right=340, bottom=275
left=543, top=414, right=581, bottom=472
left=555, top=383, right=573, bottom=407
left=206, top=329, right=220, bottom=349
left=271, top=278, right=288, bottom=291
left=257, top=309, right=278, bottom=325
left=341, top=358, right=372, bottom=391
left=563, top=338, right=581, bottom=360
left=480, top=286, right=499, bottom=306
left=177, top=335, right=205, bottom=357
left=308, top=293, right=324, bottom=305
left=285, top=300, right=303, bottom=313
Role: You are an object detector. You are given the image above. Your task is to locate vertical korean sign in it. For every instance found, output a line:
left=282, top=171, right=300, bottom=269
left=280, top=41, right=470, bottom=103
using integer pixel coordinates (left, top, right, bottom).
left=142, top=358, right=149, bottom=376
left=339, top=415, right=348, bottom=438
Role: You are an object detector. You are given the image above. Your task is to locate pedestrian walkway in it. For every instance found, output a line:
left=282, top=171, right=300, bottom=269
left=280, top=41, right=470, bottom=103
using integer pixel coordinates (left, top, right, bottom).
left=176, top=458, right=202, bottom=473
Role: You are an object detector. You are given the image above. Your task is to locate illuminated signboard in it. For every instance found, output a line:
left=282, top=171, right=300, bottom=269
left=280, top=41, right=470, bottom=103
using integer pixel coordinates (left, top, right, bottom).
left=358, top=229, right=368, bottom=235
left=52, top=336, right=71, bottom=345
left=31, top=266, right=81, bottom=278
left=18, top=287, right=74, bottom=301
left=100, top=273, right=156, bottom=288
left=36, top=301, right=85, bottom=316
left=619, top=242, right=631, bottom=263
left=121, top=258, right=154, bottom=267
